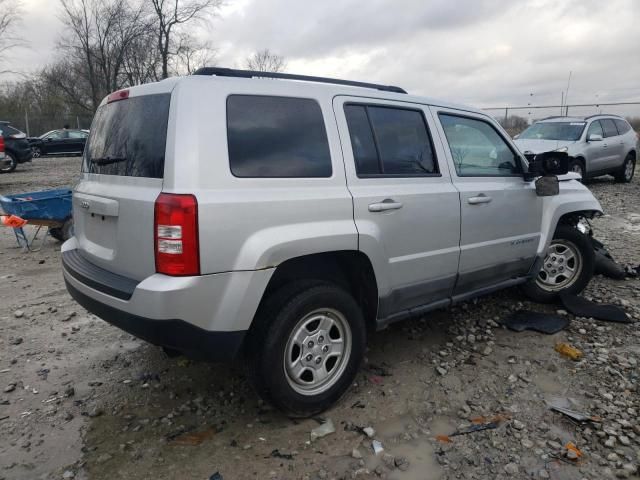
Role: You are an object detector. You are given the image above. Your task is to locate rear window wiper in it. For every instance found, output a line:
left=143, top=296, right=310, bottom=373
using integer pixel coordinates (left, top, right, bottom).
left=91, top=156, right=127, bottom=166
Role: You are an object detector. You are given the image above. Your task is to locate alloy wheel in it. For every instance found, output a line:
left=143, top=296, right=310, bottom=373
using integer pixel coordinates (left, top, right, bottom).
left=536, top=240, right=583, bottom=292
left=624, top=158, right=635, bottom=181
left=284, top=308, right=352, bottom=396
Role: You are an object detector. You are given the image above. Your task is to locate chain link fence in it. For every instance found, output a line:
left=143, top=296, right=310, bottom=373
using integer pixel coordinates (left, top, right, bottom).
left=483, top=102, right=640, bottom=137
left=2, top=113, right=94, bottom=137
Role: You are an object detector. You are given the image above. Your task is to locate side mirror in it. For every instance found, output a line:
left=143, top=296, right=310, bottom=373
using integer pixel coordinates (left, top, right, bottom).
left=587, top=133, right=603, bottom=142
left=46, top=138, right=53, bottom=142
left=525, top=151, right=569, bottom=180
left=535, top=175, right=559, bottom=196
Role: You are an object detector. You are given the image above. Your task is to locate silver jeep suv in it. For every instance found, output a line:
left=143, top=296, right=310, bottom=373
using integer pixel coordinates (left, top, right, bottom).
left=515, top=115, right=637, bottom=182
left=62, top=68, right=603, bottom=415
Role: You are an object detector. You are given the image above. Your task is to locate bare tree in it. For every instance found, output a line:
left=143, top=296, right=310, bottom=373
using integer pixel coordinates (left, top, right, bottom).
left=0, top=0, right=24, bottom=73
left=59, top=0, right=150, bottom=110
left=149, top=0, right=222, bottom=79
left=173, top=32, right=216, bottom=75
left=245, top=48, right=286, bottom=73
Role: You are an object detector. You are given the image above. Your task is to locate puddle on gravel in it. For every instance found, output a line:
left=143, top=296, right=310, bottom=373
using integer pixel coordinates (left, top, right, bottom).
left=363, top=415, right=449, bottom=480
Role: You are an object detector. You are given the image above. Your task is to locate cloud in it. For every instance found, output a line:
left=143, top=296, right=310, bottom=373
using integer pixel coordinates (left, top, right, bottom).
left=4, top=0, right=640, bottom=118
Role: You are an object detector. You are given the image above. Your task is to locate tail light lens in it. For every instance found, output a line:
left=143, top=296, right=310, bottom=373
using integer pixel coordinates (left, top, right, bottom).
left=154, top=193, right=200, bottom=276
left=0, top=136, right=4, bottom=153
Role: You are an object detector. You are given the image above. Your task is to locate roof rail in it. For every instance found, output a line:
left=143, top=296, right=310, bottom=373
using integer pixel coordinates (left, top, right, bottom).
left=584, top=113, right=624, bottom=120
left=536, top=115, right=582, bottom=122
left=192, top=67, right=408, bottom=94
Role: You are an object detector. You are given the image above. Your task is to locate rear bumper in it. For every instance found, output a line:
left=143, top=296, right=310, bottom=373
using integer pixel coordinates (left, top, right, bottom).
left=11, top=147, right=33, bottom=163
left=65, top=279, right=245, bottom=361
left=61, top=239, right=274, bottom=361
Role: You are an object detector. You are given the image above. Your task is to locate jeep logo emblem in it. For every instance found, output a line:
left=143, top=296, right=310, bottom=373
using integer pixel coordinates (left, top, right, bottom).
left=80, top=201, right=90, bottom=209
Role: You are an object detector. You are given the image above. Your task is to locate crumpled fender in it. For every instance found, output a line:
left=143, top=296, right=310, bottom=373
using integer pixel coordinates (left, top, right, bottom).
left=537, top=179, right=603, bottom=256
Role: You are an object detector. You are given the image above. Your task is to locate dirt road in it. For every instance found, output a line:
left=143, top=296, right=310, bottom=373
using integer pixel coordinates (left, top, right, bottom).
left=1, top=158, right=639, bottom=480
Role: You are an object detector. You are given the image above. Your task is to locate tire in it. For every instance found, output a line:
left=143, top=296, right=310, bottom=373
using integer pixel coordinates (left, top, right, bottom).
left=614, top=153, right=635, bottom=183
left=0, top=151, right=17, bottom=173
left=246, top=281, right=366, bottom=417
left=32, top=146, right=42, bottom=158
left=49, top=218, right=73, bottom=242
left=522, top=224, right=595, bottom=303
left=569, top=158, right=585, bottom=180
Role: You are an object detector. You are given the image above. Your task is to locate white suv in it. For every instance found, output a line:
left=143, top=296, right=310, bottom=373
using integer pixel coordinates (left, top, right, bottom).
left=62, top=68, right=603, bottom=415
left=515, top=115, right=637, bottom=182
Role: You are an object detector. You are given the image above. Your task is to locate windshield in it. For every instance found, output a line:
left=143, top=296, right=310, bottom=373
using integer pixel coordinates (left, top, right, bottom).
left=82, top=93, right=170, bottom=178
left=39, top=130, right=57, bottom=139
left=519, top=122, right=586, bottom=141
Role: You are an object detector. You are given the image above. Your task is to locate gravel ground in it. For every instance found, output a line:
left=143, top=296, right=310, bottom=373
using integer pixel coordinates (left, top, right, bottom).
left=0, top=157, right=639, bottom=480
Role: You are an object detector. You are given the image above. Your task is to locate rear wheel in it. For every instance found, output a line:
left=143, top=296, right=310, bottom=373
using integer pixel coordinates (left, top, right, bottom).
left=0, top=152, right=17, bottom=173
left=522, top=224, right=595, bottom=303
left=614, top=153, right=635, bottom=183
left=569, top=158, right=585, bottom=180
left=246, top=282, right=366, bottom=417
left=49, top=219, right=73, bottom=242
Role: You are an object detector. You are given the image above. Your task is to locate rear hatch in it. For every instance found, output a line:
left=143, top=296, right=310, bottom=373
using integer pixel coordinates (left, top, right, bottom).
left=73, top=90, right=171, bottom=281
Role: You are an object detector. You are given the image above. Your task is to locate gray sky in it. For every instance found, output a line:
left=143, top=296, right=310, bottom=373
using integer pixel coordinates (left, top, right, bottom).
left=5, top=0, right=640, bottom=117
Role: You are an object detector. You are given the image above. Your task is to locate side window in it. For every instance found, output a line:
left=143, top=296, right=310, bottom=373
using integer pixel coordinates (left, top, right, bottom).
left=45, top=131, right=63, bottom=140
left=601, top=119, right=618, bottom=138
left=614, top=119, right=631, bottom=135
left=227, top=95, right=332, bottom=178
left=68, top=131, right=86, bottom=139
left=344, top=104, right=438, bottom=176
left=587, top=120, right=604, bottom=138
left=439, top=114, right=522, bottom=177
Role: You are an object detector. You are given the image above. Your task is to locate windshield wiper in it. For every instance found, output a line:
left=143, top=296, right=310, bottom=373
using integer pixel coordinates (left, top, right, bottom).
left=91, top=156, right=127, bottom=166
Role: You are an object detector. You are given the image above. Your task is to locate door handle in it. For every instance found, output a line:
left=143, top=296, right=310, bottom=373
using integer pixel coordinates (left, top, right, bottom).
left=368, top=199, right=403, bottom=212
left=468, top=194, right=492, bottom=205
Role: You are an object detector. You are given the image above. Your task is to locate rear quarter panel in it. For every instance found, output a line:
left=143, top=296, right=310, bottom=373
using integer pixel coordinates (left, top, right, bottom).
left=166, top=77, right=357, bottom=274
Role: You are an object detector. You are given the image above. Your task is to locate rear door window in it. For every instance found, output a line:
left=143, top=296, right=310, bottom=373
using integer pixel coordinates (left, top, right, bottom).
left=601, top=119, right=619, bottom=138
left=344, top=104, right=438, bottom=176
left=227, top=95, right=332, bottom=178
left=83, top=94, right=171, bottom=178
left=614, top=119, right=631, bottom=135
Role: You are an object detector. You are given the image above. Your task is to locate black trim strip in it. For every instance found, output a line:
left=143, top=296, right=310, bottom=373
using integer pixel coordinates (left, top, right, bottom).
left=62, top=250, right=138, bottom=300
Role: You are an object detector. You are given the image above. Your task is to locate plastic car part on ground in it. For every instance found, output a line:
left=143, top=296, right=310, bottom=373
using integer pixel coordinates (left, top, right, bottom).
left=560, top=294, right=631, bottom=323
left=548, top=402, right=601, bottom=423
left=555, top=343, right=583, bottom=361
left=592, top=238, right=626, bottom=279
left=501, top=310, right=570, bottom=334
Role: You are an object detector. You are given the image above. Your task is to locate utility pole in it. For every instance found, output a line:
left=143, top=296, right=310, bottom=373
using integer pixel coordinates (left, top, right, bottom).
left=564, top=71, right=572, bottom=116
left=24, top=110, right=30, bottom=137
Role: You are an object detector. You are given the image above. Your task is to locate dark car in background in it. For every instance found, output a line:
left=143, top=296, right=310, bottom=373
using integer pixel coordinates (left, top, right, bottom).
left=28, top=129, right=89, bottom=158
left=0, top=121, right=33, bottom=173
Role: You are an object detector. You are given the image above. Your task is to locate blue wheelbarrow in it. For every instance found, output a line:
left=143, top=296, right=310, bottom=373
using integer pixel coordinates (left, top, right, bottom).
left=0, top=188, right=73, bottom=251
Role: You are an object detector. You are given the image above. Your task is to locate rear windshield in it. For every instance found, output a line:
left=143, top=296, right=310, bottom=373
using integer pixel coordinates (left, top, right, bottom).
left=519, top=122, right=586, bottom=141
left=82, top=93, right=170, bottom=178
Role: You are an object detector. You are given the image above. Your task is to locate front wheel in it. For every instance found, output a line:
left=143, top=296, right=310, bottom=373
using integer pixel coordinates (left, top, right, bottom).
left=614, top=154, right=635, bottom=183
left=32, top=146, right=42, bottom=158
left=569, top=158, right=585, bottom=180
left=246, top=282, right=366, bottom=417
left=522, top=224, right=595, bottom=303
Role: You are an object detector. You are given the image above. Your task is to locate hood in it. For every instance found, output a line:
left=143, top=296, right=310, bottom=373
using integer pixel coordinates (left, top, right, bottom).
left=514, top=138, right=576, bottom=155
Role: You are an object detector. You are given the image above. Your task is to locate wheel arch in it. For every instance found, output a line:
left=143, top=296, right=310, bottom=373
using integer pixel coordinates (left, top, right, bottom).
left=254, top=250, right=379, bottom=334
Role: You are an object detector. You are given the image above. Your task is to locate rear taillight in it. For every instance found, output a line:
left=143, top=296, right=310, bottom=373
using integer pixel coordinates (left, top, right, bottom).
left=154, top=193, right=200, bottom=276
left=0, top=136, right=4, bottom=152
left=107, top=89, right=129, bottom=103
